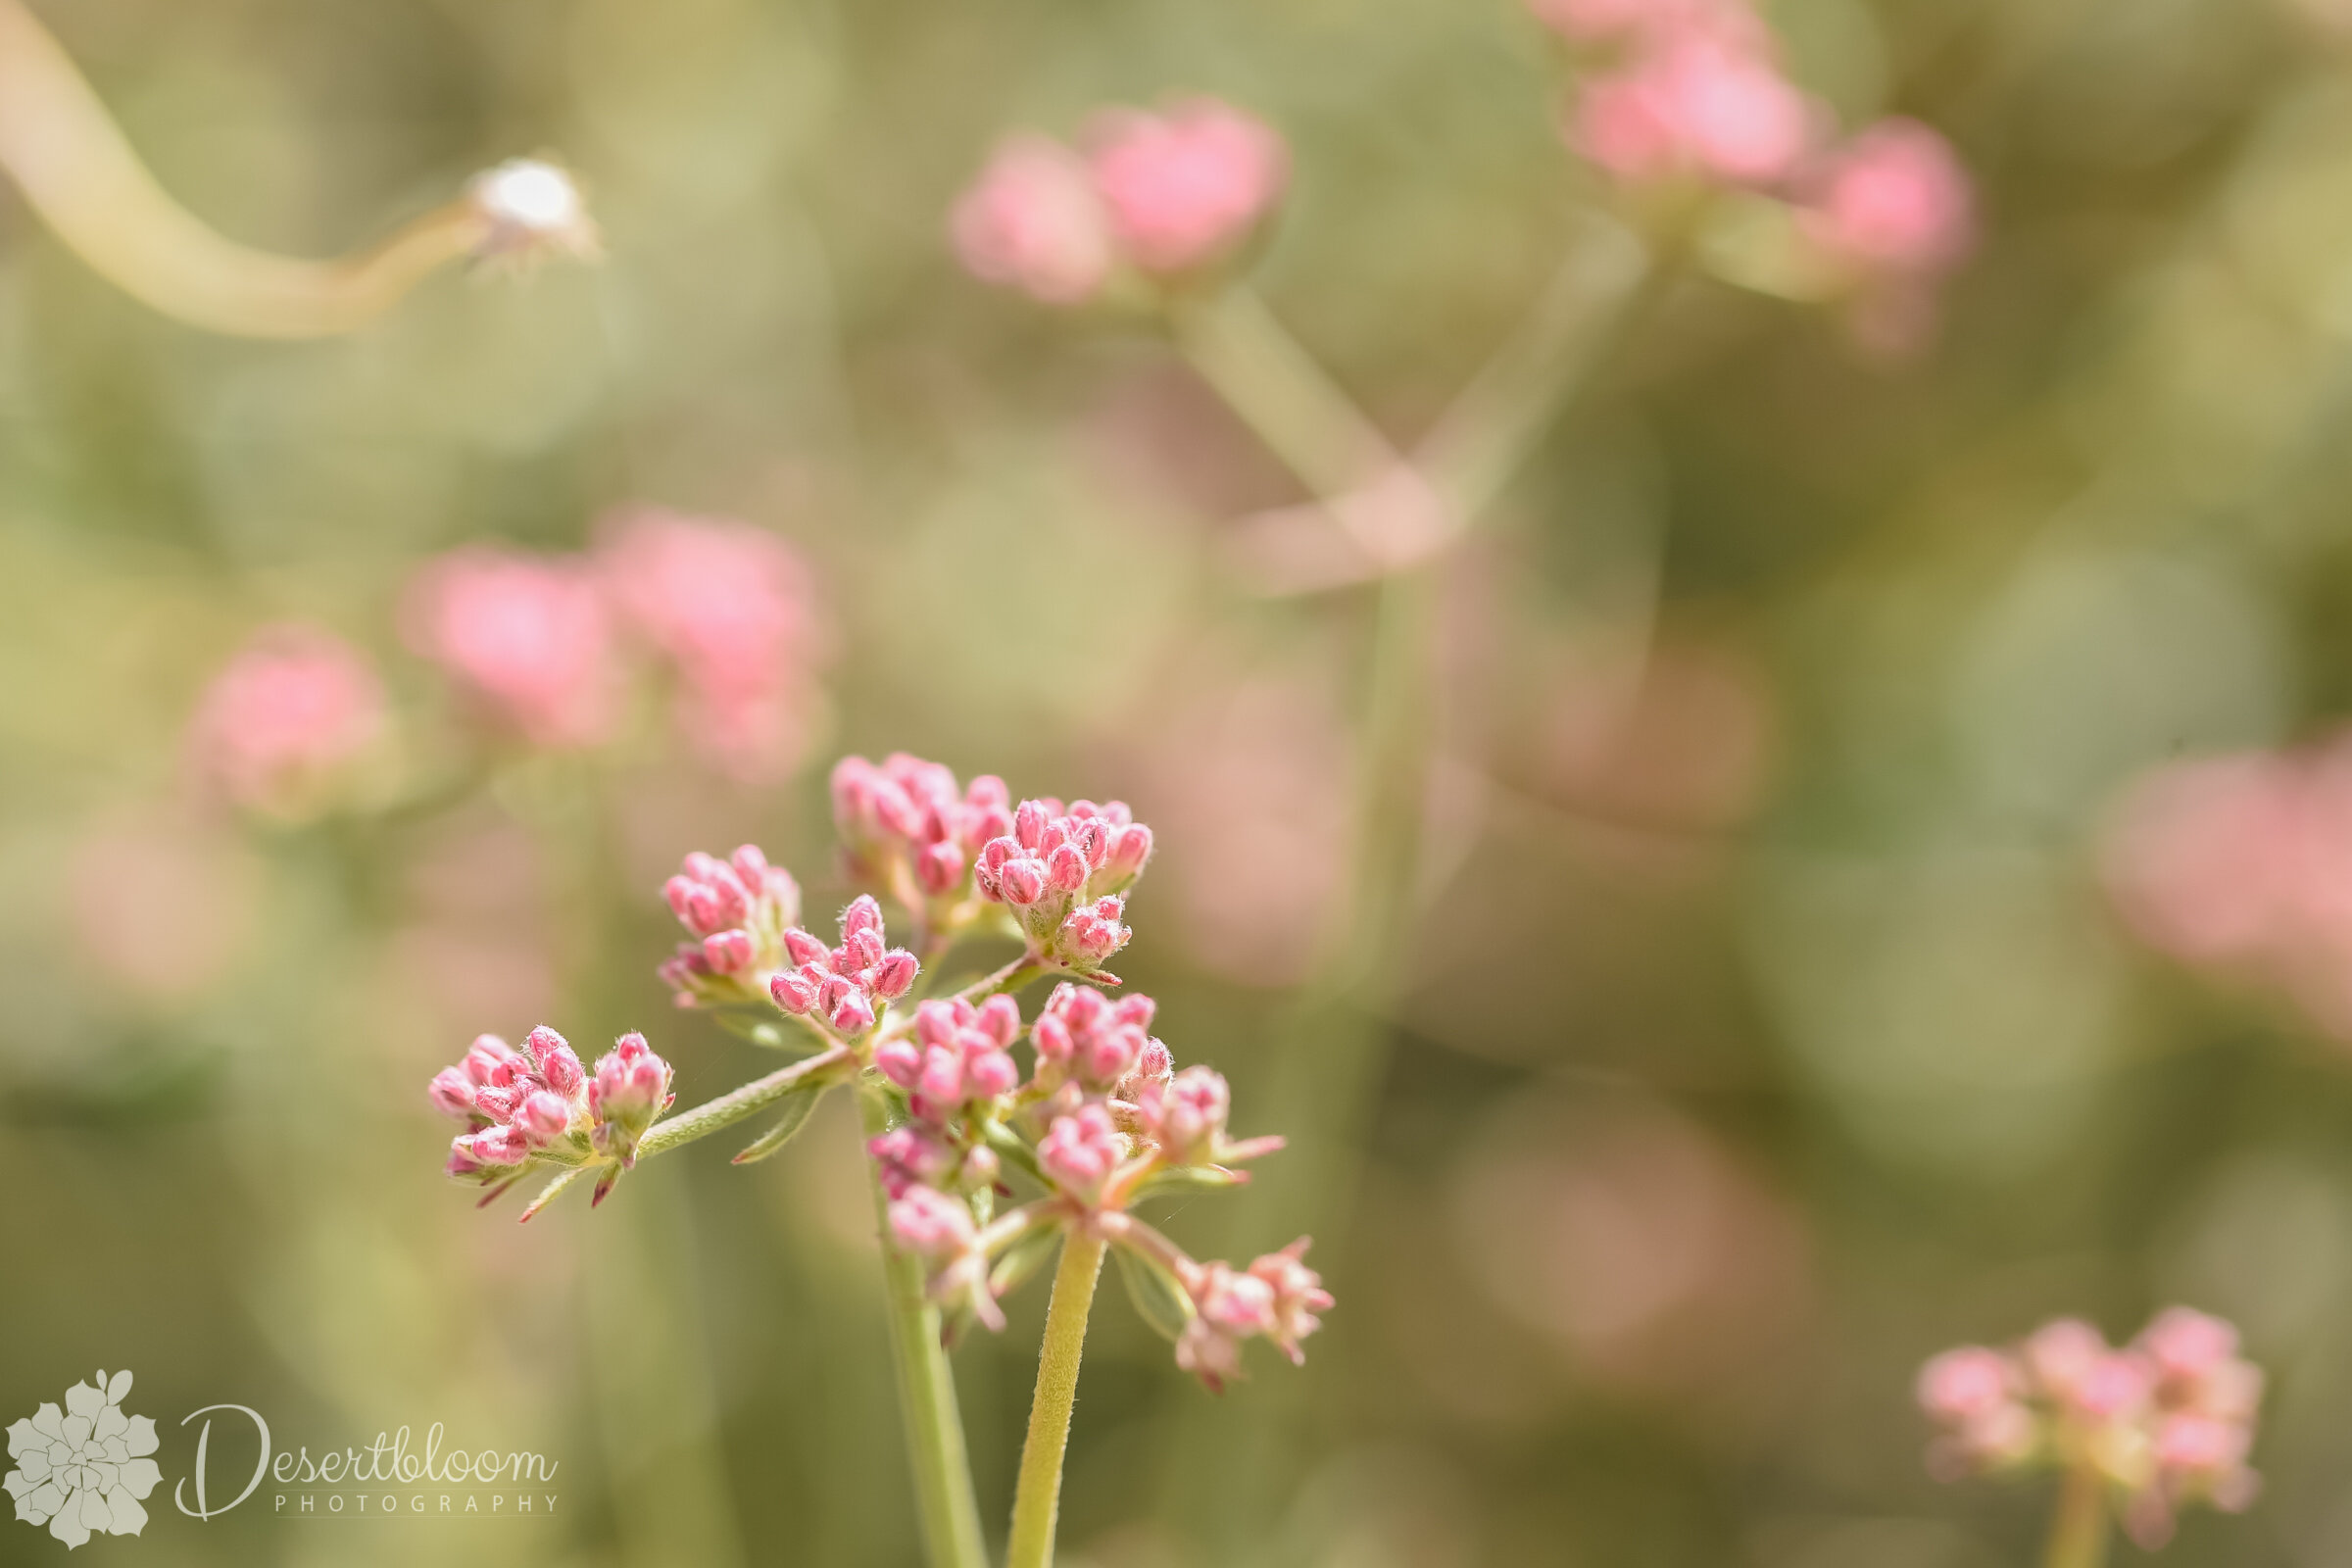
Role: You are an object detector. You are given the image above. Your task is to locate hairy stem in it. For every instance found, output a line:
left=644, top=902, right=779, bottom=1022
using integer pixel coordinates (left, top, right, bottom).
left=637, top=1047, right=848, bottom=1160
left=2043, top=1464, right=2110, bottom=1568
left=1004, top=1230, right=1107, bottom=1568
left=858, top=1085, right=989, bottom=1568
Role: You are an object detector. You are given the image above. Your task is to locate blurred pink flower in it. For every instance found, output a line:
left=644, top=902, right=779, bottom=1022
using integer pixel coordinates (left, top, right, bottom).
left=1574, top=31, right=1815, bottom=186
left=404, top=547, right=618, bottom=749
left=70, top=811, right=258, bottom=1002
left=2103, top=740, right=2352, bottom=1037
left=185, top=624, right=384, bottom=818
left=598, top=510, right=826, bottom=781
left=1920, top=1308, right=2263, bottom=1547
left=1087, top=98, right=1288, bottom=275
left=1799, top=118, right=1975, bottom=275
left=952, top=135, right=1114, bottom=305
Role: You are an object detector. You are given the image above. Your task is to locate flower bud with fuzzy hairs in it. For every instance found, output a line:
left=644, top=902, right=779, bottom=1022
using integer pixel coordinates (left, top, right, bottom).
left=588, top=1033, right=675, bottom=1168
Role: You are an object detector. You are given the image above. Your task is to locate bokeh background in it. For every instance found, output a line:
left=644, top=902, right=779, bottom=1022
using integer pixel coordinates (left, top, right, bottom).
left=11, top=0, right=2352, bottom=1563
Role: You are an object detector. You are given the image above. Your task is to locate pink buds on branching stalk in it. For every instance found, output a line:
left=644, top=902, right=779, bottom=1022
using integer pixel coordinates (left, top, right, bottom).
left=1570, top=23, right=1815, bottom=188
left=889, top=1184, right=1005, bottom=1332
left=1134, top=1065, right=1285, bottom=1169
left=659, top=844, right=805, bottom=1009
left=1173, top=1260, right=1278, bottom=1395
left=427, top=1024, right=673, bottom=1214
left=1030, top=983, right=1157, bottom=1091
left=1248, top=1240, right=1334, bottom=1366
left=974, top=798, right=1153, bottom=972
left=185, top=624, right=385, bottom=821
left=876, top=996, right=1024, bottom=1123
left=832, top=754, right=1015, bottom=941
left=1038, top=1104, right=1126, bottom=1203
left=1918, top=1308, right=2264, bottom=1549
left=764, top=895, right=919, bottom=1039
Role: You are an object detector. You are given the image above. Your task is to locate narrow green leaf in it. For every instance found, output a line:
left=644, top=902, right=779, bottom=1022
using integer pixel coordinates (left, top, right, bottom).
left=990, top=1226, right=1062, bottom=1298
left=1130, top=1164, right=1246, bottom=1202
left=730, top=1083, right=827, bottom=1164
left=1113, top=1241, right=1195, bottom=1344
left=517, top=1165, right=587, bottom=1223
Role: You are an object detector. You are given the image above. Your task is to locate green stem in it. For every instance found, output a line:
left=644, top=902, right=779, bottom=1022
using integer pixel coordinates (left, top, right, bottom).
left=636, top=1047, right=850, bottom=1160
left=858, top=1085, right=989, bottom=1568
left=2043, top=1464, right=2110, bottom=1568
left=1004, top=1230, right=1107, bottom=1568
left=1168, top=285, right=1399, bottom=500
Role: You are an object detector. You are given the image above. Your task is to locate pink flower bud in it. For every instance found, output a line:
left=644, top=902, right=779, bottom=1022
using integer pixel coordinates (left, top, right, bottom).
left=1247, top=1239, right=1333, bottom=1365
left=1141, top=1065, right=1230, bottom=1163
left=2139, top=1307, right=2240, bottom=1388
left=916, top=840, right=966, bottom=894
left=1039, top=1103, right=1124, bottom=1200
left=702, top=929, right=756, bottom=973
left=1175, top=1261, right=1278, bottom=1392
left=1799, top=118, right=1973, bottom=276
left=952, top=134, right=1114, bottom=305
left=402, top=547, right=618, bottom=750
left=873, top=949, right=919, bottom=1000
left=522, top=1025, right=570, bottom=1072
left=999, top=857, right=1048, bottom=906
left=830, top=991, right=877, bottom=1036
left=966, top=1049, right=1019, bottom=1100
left=1048, top=842, right=1090, bottom=893
left=462, top=1034, right=518, bottom=1085
left=968, top=994, right=1016, bottom=1045
left=186, top=624, right=385, bottom=817
left=429, top=1067, right=477, bottom=1119
left=537, top=1043, right=587, bottom=1101
left=517, top=1089, right=573, bottom=1146
left=889, top=1184, right=977, bottom=1257
left=589, top=1032, right=674, bottom=1164
left=843, top=895, right=884, bottom=938
left=875, top=1036, right=923, bottom=1090
left=770, top=966, right=820, bottom=1013
left=783, top=927, right=831, bottom=967
left=1088, top=98, right=1289, bottom=275
left=1101, top=822, right=1153, bottom=884
left=1015, top=799, right=1052, bottom=851
left=870, top=1125, right=956, bottom=1198
left=1917, top=1347, right=2018, bottom=1423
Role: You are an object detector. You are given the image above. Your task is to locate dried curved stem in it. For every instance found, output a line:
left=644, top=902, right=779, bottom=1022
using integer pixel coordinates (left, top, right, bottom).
left=0, top=0, right=520, bottom=336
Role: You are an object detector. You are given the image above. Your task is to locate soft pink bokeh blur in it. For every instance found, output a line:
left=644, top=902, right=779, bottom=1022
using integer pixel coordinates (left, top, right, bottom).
left=185, top=623, right=385, bottom=818
left=1087, top=98, right=1289, bottom=275
left=403, top=546, right=620, bottom=749
left=1800, top=119, right=1975, bottom=276
left=951, top=135, right=1115, bottom=305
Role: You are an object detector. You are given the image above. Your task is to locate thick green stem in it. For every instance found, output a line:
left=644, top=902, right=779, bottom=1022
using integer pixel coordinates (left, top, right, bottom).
left=1004, top=1231, right=1107, bottom=1568
left=858, top=1086, right=989, bottom=1568
left=2043, top=1464, right=2110, bottom=1568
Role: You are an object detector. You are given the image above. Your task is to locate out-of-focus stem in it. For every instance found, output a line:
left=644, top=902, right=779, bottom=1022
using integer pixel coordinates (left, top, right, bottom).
left=1004, top=1230, right=1107, bottom=1568
left=2043, top=1464, right=2110, bottom=1568
left=0, top=0, right=485, bottom=336
left=1168, top=285, right=1401, bottom=500
left=858, top=1084, right=990, bottom=1568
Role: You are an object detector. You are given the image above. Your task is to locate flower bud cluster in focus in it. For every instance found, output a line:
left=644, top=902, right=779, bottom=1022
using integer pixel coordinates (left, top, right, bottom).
left=1918, top=1308, right=2264, bottom=1549
left=431, top=1026, right=676, bottom=1209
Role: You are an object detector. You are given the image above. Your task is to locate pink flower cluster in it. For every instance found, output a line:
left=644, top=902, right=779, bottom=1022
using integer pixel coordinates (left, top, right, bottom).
left=1173, top=1241, right=1334, bottom=1394
left=2103, top=741, right=2352, bottom=1039
left=186, top=624, right=385, bottom=818
left=764, top=895, right=920, bottom=1038
left=1534, top=0, right=1973, bottom=322
left=953, top=97, right=1287, bottom=304
left=657, top=844, right=806, bottom=1008
left=833, top=754, right=1015, bottom=928
left=974, top=799, right=1152, bottom=972
left=1918, top=1309, right=2263, bottom=1548
left=875, top=996, right=1024, bottom=1123
left=401, top=511, right=825, bottom=779
left=430, top=1026, right=675, bottom=1208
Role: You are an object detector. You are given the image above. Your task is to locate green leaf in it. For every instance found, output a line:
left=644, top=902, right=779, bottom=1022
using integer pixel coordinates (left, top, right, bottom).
left=730, top=1083, right=827, bottom=1164
left=987, top=1223, right=1060, bottom=1298
left=1129, top=1164, right=1246, bottom=1202
left=1113, top=1241, right=1195, bottom=1344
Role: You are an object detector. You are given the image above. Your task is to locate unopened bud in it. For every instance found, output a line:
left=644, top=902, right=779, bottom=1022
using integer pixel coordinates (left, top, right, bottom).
left=703, top=929, right=756, bottom=973
left=873, top=950, right=920, bottom=1000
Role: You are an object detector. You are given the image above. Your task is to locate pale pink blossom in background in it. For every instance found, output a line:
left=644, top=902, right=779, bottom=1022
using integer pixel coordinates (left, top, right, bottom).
left=2103, top=740, right=2352, bottom=1039
left=1575, top=31, right=1815, bottom=186
left=1531, top=0, right=1760, bottom=48
left=952, top=135, right=1114, bottom=305
left=1800, top=119, right=1975, bottom=276
left=598, top=510, right=826, bottom=781
left=1088, top=98, right=1288, bottom=274
left=185, top=624, right=384, bottom=817
left=403, top=547, right=618, bottom=748
left=1127, top=673, right=1352, bottom=986
left=69, top=810, right=258, bottom=1001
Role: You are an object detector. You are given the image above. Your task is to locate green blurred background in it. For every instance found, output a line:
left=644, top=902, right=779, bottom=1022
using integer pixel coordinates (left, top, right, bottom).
left=11, top=0, right=2352, bottom=1563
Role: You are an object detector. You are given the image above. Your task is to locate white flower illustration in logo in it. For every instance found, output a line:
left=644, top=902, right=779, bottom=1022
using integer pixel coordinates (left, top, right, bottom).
left=4, top=1371, right=160, bottom=1549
